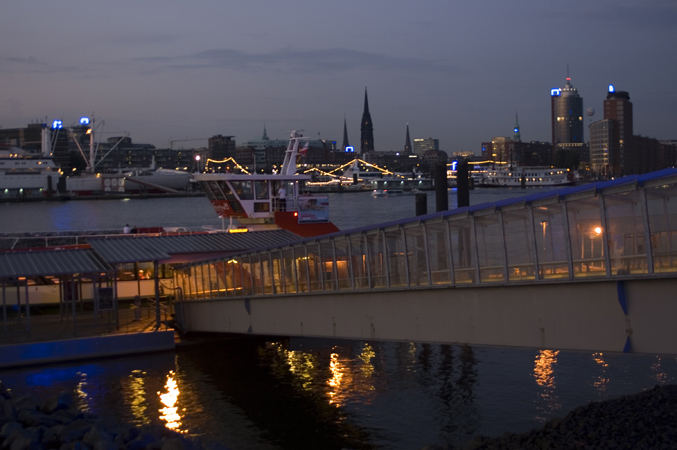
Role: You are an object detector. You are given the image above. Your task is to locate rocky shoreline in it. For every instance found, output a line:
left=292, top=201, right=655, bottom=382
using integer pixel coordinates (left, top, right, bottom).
left=0, top=380, right=203, bottom=450
left=467, top=384, right=677, bottom=449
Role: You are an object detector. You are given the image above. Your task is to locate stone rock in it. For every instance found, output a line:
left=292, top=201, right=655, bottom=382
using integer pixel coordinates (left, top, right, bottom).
left=0, top=421, right=23, bottom=440
left=41, top=391, right=74, bottom=414
left=59, top=418, right=93, bottom=443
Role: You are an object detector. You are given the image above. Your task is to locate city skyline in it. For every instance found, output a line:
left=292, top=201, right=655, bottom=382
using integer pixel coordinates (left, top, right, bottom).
left=1, top=0, right=676, bottom=154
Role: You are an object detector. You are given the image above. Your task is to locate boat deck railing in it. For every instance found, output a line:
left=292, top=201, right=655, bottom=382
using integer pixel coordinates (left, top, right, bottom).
left=169, top=169, right=677, bottom=299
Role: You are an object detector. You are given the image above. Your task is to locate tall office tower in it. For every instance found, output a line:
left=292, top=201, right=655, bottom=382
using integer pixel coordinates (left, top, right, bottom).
left=551, top=76, right=584, bottom=147
left=513, top=113, right=521, bottom=142
left=604, top=85, right=633, bottom=175
left=404, top=123, right=412, bottom=154
left=342, top=117, right=350, bottom=151
left=360, top=88, right=374, bottom=154
left=589, top=119, right=613, bottom=176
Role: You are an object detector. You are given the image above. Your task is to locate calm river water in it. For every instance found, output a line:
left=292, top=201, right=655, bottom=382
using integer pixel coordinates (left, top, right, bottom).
left=1, top=188, right=676, bottom=449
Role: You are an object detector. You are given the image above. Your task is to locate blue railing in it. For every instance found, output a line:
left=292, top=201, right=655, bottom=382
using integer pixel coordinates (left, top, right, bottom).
left=176, top=169, right=677, bottom=299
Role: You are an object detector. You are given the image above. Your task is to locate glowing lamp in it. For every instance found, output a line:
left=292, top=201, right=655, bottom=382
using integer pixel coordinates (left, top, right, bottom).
left=608, top=84, right=615, bottom=93
left=593, top=226, right=603, bottom=236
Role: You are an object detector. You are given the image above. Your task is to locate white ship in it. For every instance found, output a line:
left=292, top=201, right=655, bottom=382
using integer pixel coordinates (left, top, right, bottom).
left=476, top=166, right=575, bottom=187
left=0, top=148, right=59, bottom=198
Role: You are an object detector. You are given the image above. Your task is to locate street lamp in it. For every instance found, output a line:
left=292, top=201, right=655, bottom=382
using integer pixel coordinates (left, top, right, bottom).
left=194, top=154, right=201, bottom=173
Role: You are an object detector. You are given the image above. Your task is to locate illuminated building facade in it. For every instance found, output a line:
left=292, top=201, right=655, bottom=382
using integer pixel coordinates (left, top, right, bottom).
left=551, top=76, right=584, bottom=148
left=413, top=137, right=439, bottom=155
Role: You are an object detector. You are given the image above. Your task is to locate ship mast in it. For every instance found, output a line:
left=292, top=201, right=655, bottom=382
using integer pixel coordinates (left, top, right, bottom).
left=280, top=130, right=305, bottom=176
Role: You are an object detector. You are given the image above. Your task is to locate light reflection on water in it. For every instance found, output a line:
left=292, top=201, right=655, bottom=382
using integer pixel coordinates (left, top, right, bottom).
left=0, top=340, right=676, bottom=449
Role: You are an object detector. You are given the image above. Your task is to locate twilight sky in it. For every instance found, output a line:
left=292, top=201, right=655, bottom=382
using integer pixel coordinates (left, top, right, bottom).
left=1, top=0, right=676, bottom=154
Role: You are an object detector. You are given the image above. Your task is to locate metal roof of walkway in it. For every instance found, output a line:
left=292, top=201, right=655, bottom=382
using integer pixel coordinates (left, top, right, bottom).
left=0, top=249, right=110, bottom=279
left=0, top=230, right=301, bottom=279
left=87, top=229, right=302, bottom=264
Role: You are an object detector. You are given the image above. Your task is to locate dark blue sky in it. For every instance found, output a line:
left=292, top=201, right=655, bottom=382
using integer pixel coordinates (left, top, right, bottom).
left=1, top=0, right=676, bottom=154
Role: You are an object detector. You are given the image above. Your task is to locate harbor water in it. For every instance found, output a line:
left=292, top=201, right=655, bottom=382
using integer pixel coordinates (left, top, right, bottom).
left=1, top=188, right=675, bottom=449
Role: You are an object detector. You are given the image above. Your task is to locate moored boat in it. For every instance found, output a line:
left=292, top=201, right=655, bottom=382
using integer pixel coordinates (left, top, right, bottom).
left=194, top=130, right=340, bottom=237
left=476, top=165, right=575, bottom=187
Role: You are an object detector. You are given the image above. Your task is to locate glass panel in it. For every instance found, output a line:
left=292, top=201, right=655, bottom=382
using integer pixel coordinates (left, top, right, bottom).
left=319, top=240, right=336, bottom=291
left=334, top=237, right=352, bottom=290
left=349, top=234, right=369, bottom=289
left=294, top=246, right=310, bottom=293
left=567, top=196, right=606, bottom=278
left=448, top=217, right=476, bottom=284
left=271, top=251, right=284, bottom=294
left=603, top=189, right=648, bottom=275
left=385, top=228, right=407, bottom=287
left=532, top=202, right=570, bottom=280
left=306, top=243, right=323, bottom=291
left=206, top=262, right=216, bottom=298
left=282, top=248, right=297, bottom=294
left=251, top=255, right=264, bottom=295
left=241, top=256, right=254, bottom=296
left=475, top=213, right=505, bottom=283
left=503, top=207, right=536, bottom=281
left=404, top=223, right=429, bottom=287
left=262, top=253, right=275, bottom=295
left=426, top=220, right=451, bottom=286
left=366, top=231, right=387, bottom=288
left=230, top=181, right=254, bottom=200
left=646, top=182, right=677, bottom=273
left=254, top=180, right=269, bottom=200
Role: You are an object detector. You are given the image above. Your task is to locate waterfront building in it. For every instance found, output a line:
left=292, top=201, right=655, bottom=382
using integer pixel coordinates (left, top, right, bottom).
left=481, top=137, right=552, bottom=167
left=413, top=137, right=439, bottom=155
left=360, top=88, right=374, bottom=154
left=208, top=135, right=236, bottom=161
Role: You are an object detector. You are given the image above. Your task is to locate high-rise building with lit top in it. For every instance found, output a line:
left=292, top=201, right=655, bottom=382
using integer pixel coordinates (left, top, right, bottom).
left=551, top=76, right=584, bottom=147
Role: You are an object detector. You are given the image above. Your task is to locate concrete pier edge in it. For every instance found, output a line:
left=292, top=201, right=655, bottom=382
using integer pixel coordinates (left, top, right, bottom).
left=0, top=330, right=176, bottom=369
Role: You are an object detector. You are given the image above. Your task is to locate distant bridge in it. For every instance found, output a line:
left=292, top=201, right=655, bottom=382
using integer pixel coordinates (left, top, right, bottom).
left=173, top=169, right=677, bottom=354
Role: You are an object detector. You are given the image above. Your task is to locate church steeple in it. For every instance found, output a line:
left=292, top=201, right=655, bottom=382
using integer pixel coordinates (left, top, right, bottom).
left=262, top=123, right=269, bottom=140
left=404, top=123, right=412, bottom=154
left=342, top=116, right=350, bottom=150
left=360, top=87, right=374, bottom=154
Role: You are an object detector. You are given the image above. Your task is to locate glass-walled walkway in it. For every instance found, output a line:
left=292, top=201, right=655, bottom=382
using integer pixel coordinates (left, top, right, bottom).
left=176, top=169, right=677, bottom=300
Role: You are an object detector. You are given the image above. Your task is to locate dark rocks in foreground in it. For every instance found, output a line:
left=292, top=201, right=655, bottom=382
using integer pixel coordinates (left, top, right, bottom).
left=467, top=384, right=677, bottom=449
left=0, top=380, right=204, bottom=450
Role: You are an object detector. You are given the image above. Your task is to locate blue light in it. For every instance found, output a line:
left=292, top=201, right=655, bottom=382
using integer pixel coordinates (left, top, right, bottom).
left=51, top=120, right=63, bottom=129
left=608, top=84, right=615, bottom=93
left=345, top=146, right=354, bottom=153
left=450, top=161, right=458, bottom=171
left=79, top=116, right=90, bottom=125
left=514, top=127, right=519, bottom=133
left=550, top=88, right=561, bottom=97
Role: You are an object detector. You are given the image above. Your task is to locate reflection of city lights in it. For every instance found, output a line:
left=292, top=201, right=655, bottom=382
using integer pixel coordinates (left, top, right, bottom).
left=158, top=371, right=185, bottom=433
left=533, top=349, right=559, bottom=387
left=327, top=352, right=344, bottom=405
left=359, top=343, right=376, bottom=379
left=75, top=371, right=90, bottom=413
left=592, top=352, right=609, bottom=392
left=127, top=370, right=150, bottom=426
